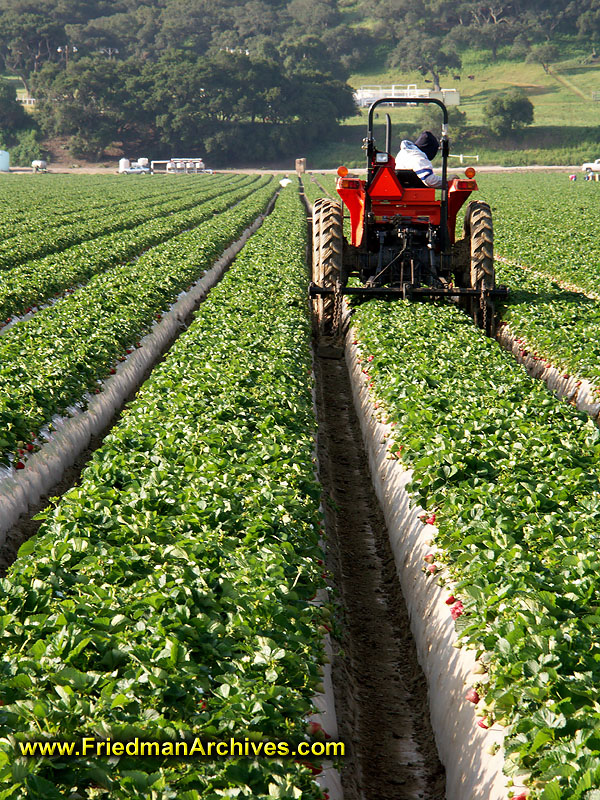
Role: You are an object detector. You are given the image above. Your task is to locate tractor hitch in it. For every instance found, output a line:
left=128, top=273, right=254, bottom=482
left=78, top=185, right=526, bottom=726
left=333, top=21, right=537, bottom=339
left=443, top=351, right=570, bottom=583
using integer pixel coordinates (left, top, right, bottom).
left=309, top=282, right=509, bottom=300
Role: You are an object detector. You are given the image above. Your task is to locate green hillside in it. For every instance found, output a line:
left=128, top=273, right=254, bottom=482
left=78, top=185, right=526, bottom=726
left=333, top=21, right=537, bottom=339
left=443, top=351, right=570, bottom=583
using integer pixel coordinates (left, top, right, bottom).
left=306, top=45, right=600, bottom=169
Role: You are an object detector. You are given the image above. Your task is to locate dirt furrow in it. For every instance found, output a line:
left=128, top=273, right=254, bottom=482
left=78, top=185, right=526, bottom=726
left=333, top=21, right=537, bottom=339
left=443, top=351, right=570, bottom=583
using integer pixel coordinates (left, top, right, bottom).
left=314, top=352, right=446, bottom=800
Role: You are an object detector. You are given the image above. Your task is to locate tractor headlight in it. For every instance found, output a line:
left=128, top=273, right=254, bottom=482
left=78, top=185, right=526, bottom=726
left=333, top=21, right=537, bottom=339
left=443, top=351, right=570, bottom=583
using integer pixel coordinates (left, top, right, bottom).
left=375, top=153, right=388, bottom=163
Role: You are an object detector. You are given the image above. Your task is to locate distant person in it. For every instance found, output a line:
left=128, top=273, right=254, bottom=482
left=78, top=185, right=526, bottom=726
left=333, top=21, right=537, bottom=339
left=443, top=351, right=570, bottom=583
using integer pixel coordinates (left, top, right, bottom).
left=395, top=131, right=442, bottom=188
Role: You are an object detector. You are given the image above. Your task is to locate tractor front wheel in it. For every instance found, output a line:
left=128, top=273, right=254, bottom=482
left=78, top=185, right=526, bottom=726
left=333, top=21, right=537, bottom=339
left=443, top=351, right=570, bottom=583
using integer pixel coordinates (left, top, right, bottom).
left=464, top=200, right=495, bottom=335
left=312, top=198, right=345, bottom=339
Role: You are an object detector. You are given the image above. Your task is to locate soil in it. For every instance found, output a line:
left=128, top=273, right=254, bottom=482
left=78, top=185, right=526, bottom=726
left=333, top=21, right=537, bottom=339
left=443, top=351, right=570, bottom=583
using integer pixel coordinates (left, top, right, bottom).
left=314, top=352, right=446, bottom=800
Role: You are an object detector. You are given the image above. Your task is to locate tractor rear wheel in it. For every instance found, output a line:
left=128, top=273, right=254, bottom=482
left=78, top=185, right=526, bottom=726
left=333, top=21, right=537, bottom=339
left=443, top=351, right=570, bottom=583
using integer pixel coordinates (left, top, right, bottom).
left=464, top=200, right=495, bottom=335
left=312, top=198, right=345, bottom=339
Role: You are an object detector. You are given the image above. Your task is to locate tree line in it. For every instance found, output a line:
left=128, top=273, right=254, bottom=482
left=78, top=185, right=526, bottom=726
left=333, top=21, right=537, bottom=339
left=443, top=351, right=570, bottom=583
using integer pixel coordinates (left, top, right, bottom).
left=0, top=0, right=598, bottom=163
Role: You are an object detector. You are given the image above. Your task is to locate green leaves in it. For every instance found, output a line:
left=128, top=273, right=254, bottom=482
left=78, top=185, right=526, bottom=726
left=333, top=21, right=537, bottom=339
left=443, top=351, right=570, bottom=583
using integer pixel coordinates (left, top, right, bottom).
left=353, top=294, right=600, bottom=797
left=0, top=185, right=326, bottom=799
left=0, top=176, right=275, bottom=462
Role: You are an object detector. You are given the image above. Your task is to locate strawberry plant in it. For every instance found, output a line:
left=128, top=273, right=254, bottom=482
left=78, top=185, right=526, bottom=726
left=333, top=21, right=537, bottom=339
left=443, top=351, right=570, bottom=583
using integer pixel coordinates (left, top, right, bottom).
left=0, top=175, right=265, bottom=321
left=353, top=297, right=600, bottom=798
left=479, top=173, right=600, bottom=297
left=0, top=177, right=277, bottom=461
left=0, top=184, right=328, bottom=799
left=0, top=175, right=243, bottom=270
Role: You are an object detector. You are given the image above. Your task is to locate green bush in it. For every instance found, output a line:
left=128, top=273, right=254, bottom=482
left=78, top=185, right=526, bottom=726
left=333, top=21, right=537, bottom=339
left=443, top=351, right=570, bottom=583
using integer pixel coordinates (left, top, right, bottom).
left=8, top=128, right=47, bottom=166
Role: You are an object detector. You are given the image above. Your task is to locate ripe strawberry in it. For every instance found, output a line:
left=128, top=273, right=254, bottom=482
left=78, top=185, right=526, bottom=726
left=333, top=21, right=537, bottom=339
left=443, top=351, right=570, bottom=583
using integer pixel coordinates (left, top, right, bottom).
left=445, top=595, right=456, bottom=605
left=26, top=443, right=34, bottom=452
left=109, top=368, right=116, bottom=375
left=15, top=461, right=25, bottom=470
left=426, top=513, right=437, bottom=525
left=306, top=721, right=324, bottom=737
left=450, top=601, right=464, bottom=620
left=367, top=355, right=374, bottom=362
left=465, top=688, right=479, bottom=704
left=477, top=719, right=489, bottom=729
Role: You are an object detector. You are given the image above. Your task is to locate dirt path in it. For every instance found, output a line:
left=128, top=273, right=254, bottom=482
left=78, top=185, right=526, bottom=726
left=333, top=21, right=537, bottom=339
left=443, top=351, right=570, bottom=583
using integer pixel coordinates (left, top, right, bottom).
left=314, top=353, right=446, bottom=800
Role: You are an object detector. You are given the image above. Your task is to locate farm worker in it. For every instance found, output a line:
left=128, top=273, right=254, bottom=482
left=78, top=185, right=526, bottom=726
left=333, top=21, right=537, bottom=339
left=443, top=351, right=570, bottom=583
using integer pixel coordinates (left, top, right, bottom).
left=279, top=176, right=292, bottom=187
left=395, top=131, right=442, bottom=188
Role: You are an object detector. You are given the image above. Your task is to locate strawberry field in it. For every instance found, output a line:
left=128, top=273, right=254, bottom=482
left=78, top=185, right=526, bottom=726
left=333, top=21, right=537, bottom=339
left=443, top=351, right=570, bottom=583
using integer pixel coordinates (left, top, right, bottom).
left=0, top=179, right=336, bottom=799
left=2, top=169, right=600, bottom=800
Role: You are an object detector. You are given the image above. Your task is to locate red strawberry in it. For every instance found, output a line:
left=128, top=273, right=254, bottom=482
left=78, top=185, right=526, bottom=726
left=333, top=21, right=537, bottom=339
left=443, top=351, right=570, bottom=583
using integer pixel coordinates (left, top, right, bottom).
left=15, top=461, right=25, bottom=470
left=427, top=564, right=437, bottom=575
left=367, top=355, right=374, bottom=362
left=425, top=513, right=436, bottom=525
left=477, top=719, right=489, bottom=729
left=424, top=553, right=435, bottom=563
left=465, top=688, right=479, bottom=704
left=450, top=601, right=464, bottom=620
left=306, top=721, right=324, bottom=737
left=445, top=595, right=456, bottom=605
left=26, top=443, right=34, bottom=452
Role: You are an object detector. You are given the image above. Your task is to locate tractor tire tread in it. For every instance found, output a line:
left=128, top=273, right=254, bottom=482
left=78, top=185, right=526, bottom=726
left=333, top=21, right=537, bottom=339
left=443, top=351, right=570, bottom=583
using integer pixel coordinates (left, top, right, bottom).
left=312, top=198, right=344, bottom=337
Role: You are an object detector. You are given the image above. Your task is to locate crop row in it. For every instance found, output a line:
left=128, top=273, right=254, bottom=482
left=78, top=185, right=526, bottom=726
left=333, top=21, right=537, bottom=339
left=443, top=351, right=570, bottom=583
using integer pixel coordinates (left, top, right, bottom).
left=0, top=177, right=277, bottom=462
left=0, top=177, right=215, bottom=242
left=302, top=176, right=334, bottom=207
left=495, top=261, right=600, bottom=391
left=0, top=175, right=265, bottom=322
left=0, top=175, right=206, bottom=227
left=480, top=173, right=600, bottom=297
left=0, top=175, right=239, bottom=271
left=0, top=184, right=327, bottom=799
left=352, top=298, right=600, bottom=798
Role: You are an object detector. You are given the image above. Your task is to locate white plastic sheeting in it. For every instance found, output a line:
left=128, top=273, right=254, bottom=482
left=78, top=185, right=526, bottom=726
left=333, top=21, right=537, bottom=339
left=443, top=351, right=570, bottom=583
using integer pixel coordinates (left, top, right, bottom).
left=497, top=323, right=600, bottom=420
left=0, top=197, right=276, bottom=541
left=344, top=328, right=524, bottom=800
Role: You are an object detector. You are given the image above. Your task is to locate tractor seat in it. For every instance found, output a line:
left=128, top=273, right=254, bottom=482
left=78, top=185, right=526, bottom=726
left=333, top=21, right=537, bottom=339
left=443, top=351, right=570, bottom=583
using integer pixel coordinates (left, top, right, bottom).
left=395, top=169, right=429, bottom=188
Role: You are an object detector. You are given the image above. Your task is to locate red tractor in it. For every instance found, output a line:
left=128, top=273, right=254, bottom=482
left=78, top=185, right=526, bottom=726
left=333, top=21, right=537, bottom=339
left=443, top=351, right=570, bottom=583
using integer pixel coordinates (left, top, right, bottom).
left=309, top=97, right=507, bottom=341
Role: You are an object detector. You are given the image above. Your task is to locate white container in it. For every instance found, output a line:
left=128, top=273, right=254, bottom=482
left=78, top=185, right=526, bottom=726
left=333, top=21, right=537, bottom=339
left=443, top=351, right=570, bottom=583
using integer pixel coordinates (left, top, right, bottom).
left=0, top=151, right=9, bottom=172
left=118, top=158, right=130, bottom=173
left=137, top=157, right=149, bottom=167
